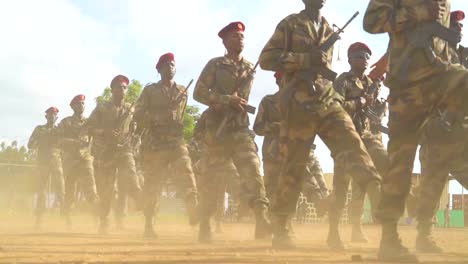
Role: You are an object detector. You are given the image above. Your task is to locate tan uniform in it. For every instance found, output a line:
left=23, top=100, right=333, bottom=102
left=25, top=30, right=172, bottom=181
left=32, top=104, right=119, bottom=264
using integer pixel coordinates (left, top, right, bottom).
left=194, top=55, right=268, bottom=214
left=333, top=71, right=386, bottom=225
left=57, top=115, right=98, bottom=214
left=28, top=124, right=64, bottom=216
left=134, top=81, right=198, bottom=221
left=259, top=10, right=380, bottom=221
left=87, top=101, right=142, bottom=226
left=364, top=0, right=468, bottom=223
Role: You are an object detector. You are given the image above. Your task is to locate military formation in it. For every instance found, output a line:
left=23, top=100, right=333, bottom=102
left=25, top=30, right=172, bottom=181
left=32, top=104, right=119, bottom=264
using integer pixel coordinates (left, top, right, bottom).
left=26, top=0, right=468, bottom=262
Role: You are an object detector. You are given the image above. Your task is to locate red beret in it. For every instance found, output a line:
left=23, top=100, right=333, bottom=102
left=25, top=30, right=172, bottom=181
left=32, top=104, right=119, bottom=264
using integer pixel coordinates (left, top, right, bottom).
left=274, top=72, right=283, bottom=79
left=218, top=21, right=245, bottom=39
left=110, top=74, right=130, bottom=88
left=156, top=53, right=175, bottom=70
left=348, top=42, right=372, bottom=56
left=70, top=94, right=85, bottom=105
left=45, top=107, right=59, bottom=114
left=451, top=11, right=465, bottom=23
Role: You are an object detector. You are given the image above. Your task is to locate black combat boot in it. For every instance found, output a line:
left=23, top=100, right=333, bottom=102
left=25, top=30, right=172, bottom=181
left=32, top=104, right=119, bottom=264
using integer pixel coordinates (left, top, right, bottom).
left=415, top=221, right=443, bottom=253
left=378, top=221, right=419, bottom=262
left=254, top=204, right=272, bottom=240
left=185, top=194, right=200, bottom=226
left=272, top=214, right=296, bottom=250
left=198, top=217, right=212, bottom=244
left=143, top=215, right=158, bottom=239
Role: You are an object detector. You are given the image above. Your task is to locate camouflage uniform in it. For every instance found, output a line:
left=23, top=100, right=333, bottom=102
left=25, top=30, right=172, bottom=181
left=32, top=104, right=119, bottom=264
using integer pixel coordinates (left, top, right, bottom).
left=194, top=55, right=270, bottom=241
left=193, top=110, right=241, bottom=232
left=333, top=71, right=386, bottom=241
left=134, top=80, right=198, bottom=233
left=253, top=92, right=328, bottom=204
left=259, top=9, right=381, bottom=247
left=28, top=124, right=65, bottom=218
left=58, top=115, right=99, bottom=217
left=87, top=101, right=142, bottom=232
left=364, top=0, right=468, bottom=259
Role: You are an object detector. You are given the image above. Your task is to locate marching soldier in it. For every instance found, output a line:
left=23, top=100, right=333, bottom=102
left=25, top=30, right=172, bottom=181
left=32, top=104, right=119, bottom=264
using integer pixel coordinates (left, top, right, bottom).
left=330, top=42, right=385, bottom=249
left=193, top=21, right=271, bottom=243
left=87, top=75, right=143, bottom=234
left=58, top=95, right=99, bottom=228
left=364, top=0, right=468, bottom=261
left=253, top=72, right=329, bottom=211
left=259, top=0, right=381, bottom=249
left=134, top=53, right=199, bottom=239
left=28, top=107, right=65, bottom=229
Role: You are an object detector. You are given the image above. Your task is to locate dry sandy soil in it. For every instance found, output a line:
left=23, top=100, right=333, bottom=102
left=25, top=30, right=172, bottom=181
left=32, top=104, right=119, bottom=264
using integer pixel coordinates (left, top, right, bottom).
left=0, top=214, right=467, bottom=264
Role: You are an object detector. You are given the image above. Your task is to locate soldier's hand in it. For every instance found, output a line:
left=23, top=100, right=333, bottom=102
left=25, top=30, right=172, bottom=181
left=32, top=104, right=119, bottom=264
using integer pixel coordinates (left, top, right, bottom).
left=356, top=97, right=367, bottom=109
left=427, top=0, right=446, bottom=21
left=230, top=95, right=248, bottom=112
left=369, top=53, right=388, bottom=81
left=364, top=94, right=375, bottom=106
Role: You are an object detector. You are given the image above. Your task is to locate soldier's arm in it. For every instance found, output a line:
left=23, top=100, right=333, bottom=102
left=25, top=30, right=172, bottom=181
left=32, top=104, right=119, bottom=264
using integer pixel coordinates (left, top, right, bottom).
left=333, top=76, right=358, bottom=114
left=86, top=104, right=103, bottom=136
left=193, top=59, right=229, bottom=106
left=27, top=126, right=40, bottom=149
left=253, top=98, right=278, bottom=136
left=363, top=0, right=439, bottom=34
left=259, top=20, right=322, bottom=73
left=133, top=86, right=150, bottom=127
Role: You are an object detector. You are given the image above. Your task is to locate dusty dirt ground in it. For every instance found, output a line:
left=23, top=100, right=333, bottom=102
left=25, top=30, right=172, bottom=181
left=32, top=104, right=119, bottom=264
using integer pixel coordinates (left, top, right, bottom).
left=0, top=214, right=467, bottom=264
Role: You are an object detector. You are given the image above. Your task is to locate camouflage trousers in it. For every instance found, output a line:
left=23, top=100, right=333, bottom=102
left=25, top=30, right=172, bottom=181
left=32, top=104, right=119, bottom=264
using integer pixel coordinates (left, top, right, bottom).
left=94, top=149, right=142, bottom=222
left=35, top=154, right=64, bottom=216
left=114, top=172, right=144, bottom=222
left=141, top=140, right=198, bottom=218
left=62, top=155, right=98, bottom=214
left=273, top=100, right=380, bottom=216
left=264, top=150, right=327, bottom=207
left=197, top=157, right=241, bottom=223
left=199, top=130, right=268, bottom=219
left=379, top=67, right=468, bottom=222
left=417, top=138, right=468, bottom=223
left=332, top=136, right=386, bottom=224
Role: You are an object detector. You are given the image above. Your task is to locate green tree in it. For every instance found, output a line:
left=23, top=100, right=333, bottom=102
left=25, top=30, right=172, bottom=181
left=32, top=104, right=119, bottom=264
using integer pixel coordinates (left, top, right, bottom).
left=183, top=105, right=200, bottom=140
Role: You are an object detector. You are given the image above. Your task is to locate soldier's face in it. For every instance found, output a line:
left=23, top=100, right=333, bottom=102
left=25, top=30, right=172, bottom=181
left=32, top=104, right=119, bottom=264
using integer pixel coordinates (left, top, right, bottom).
left=303, top=0, right=326, bottom=10
left=112, top=83, right=128, bottom=101
left=45, top=112, right=58, bottom=124
left=223, top=31, right=244, bottom=53
left=158, top=61, right=176, bottom=80
left=71, top=101, right=85, bottom=115
left=349, top=52, right=370, bottom=71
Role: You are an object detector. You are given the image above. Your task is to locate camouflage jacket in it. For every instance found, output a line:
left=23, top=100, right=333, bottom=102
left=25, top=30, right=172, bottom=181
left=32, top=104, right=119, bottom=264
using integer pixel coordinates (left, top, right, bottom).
left=134, top=81, right=187, bottom=146
left=87, top=101, right=135, bottom=157
left=193, top=55, right=255, bottom=133
left=28, top=124, right=61, bottom=161
left=253, top=92, right=281, bottom=161
left=259, top=10, right=337, bottom=105
left=449, top=45, right=468, bottom=67
left=363, top=0, right=458, bottom=87
left=333, top=71, right=379, bottom=137
left=57, top=115, right=92, bottom=162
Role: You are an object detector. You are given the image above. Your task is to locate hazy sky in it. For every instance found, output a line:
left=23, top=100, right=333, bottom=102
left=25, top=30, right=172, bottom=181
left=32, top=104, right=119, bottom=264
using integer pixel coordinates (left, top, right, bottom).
left=1, top=0, right=468, bottom=193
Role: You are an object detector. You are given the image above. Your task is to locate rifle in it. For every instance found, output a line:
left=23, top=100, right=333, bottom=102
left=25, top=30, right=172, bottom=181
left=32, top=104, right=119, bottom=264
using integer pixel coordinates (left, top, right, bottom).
left=397, top=21, right=461, bottom=82
left=180, top=79, right=194, bottom=121
left=215, top=62, right=259, bottom=140
left=282, top=11, right=359, bottom=96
